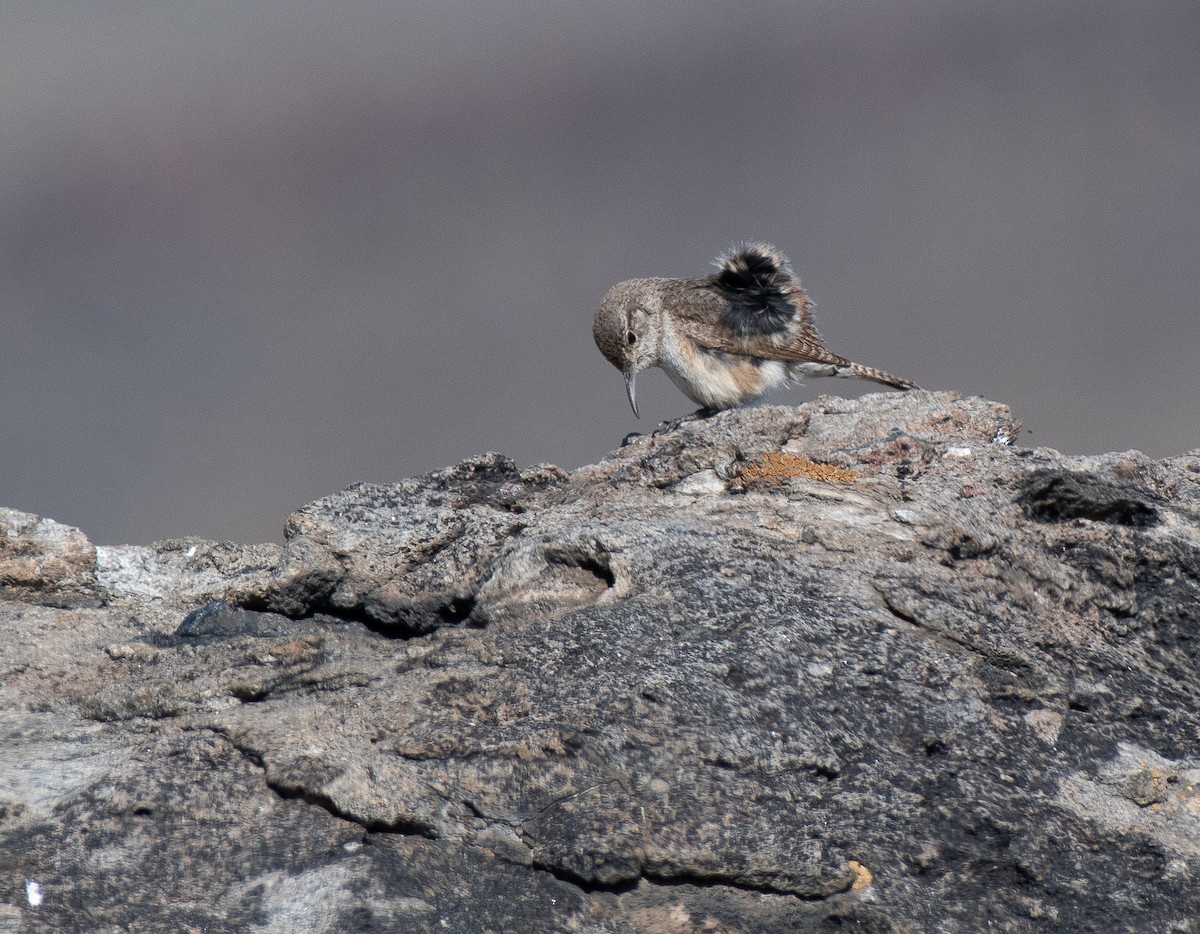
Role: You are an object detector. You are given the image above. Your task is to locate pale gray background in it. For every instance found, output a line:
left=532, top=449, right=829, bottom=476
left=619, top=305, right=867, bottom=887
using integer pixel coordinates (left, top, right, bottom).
left=3, top=1, right=1198, bottom=545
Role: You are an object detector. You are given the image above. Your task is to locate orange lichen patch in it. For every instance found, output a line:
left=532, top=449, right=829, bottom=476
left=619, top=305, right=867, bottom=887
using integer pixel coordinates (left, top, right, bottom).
left=739, top=452, right=856, bottom=486
left=847, top=860, right=874, bottom=893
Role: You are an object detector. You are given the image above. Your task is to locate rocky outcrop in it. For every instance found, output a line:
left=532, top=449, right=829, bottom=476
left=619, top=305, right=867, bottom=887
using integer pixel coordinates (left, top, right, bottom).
left=2, top=391, right=1199, bottom=932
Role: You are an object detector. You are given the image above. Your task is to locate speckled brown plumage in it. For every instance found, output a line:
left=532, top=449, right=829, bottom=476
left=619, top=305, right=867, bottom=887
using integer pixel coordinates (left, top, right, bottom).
left=592, top=243, right=917, bottom=417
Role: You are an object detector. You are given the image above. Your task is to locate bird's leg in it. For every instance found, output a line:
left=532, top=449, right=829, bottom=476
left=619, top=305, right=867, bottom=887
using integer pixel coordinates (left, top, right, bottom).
left=651, top=407, right=720, bottom=436
left=620, top=408, right=720, bottom=445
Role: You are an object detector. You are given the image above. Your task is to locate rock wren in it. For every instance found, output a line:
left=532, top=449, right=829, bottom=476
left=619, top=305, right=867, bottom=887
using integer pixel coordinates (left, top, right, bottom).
left=592, top=243, right=918, bottom=417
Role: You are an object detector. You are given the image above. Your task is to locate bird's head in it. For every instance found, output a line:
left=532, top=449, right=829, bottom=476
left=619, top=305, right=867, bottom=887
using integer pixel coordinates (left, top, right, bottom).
left=592, top=278, right=664, bottom=418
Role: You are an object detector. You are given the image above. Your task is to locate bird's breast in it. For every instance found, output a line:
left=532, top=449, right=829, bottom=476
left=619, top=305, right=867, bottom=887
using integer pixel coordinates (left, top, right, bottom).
left=658, top=334, right=789, bottom=409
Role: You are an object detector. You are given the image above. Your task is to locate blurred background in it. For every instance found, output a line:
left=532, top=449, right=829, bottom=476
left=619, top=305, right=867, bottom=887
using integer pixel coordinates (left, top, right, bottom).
left=2, top=1, right=1198, bottom=545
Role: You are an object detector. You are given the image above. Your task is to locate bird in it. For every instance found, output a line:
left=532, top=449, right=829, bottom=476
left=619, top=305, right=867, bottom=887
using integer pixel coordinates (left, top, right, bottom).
left=592, top=243, right=918, bottom=418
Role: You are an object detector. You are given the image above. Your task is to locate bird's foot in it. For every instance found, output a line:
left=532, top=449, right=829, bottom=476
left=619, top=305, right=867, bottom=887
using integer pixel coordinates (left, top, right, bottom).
left=621, top=408, right=719, bottom=445
left=651, top=407, right=719, bottom=436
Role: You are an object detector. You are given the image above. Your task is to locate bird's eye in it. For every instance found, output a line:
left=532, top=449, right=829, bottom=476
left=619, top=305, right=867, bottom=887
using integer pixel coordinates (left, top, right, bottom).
left=626, top=331, right=637, bottom=345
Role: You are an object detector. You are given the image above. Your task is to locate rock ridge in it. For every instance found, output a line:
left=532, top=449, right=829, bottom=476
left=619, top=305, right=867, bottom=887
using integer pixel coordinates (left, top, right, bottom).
left=2, top=390, right=1199, bottom=932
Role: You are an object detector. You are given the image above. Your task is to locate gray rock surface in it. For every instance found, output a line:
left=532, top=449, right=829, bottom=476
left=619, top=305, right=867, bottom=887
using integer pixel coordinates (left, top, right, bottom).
left=2, top=390, right=1199, bottom=932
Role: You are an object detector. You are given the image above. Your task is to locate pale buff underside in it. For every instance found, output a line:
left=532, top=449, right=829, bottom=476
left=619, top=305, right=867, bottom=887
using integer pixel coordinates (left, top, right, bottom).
left=657, top=324, right=840, bottom=409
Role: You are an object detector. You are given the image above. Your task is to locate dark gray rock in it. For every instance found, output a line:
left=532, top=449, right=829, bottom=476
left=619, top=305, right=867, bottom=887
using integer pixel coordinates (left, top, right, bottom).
left=2, top=391, right=1198, bottom=932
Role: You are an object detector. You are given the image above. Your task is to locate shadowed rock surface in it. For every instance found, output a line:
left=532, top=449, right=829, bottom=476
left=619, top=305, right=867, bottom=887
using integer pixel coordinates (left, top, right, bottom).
left=2, top=391, right=1199, bottom=932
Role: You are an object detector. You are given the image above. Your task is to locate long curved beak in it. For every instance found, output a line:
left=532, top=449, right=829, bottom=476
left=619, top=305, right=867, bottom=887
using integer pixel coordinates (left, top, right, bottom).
left=624, top=371, right=640, bottom=418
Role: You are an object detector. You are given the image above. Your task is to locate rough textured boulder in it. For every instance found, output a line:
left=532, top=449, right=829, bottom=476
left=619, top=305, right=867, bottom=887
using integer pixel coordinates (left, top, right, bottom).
left=2, top=391, right=1199, bottom=932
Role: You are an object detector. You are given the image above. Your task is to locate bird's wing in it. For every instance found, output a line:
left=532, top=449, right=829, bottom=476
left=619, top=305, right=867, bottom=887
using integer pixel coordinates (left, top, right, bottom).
left=690, top=321, right=851, bottom=366
left=669, top=285, right=851, bottom=367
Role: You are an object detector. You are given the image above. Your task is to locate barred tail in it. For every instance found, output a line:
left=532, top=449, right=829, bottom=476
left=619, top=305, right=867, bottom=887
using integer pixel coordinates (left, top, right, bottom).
left=842, top=361, right=919, bottom=391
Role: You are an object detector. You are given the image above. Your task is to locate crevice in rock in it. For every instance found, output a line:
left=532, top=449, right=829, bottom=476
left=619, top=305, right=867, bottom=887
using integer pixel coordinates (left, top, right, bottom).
left=437, top=594, right=479, bottom=625
left=461, top=797, right=488, bottom=821
left=345, top=592, right=485, bottom=639
left=874, top=590, right=916, bottom=626
left=873, top=585, right=987, bottom=662
left=207, top=726, right=438, bottom=838
left=543, top=539, right=617, bottom=589
left=178, top=598, right=383, bottom=642
left=267, top=781, right=436, bottom=837
left=528, top=857, right=850, bottom=903
left=1021, top=470, right=1161, bottom=527
left=217, top=591, right=485, bottom=641
left=305, top=597, right=433, bottom=638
